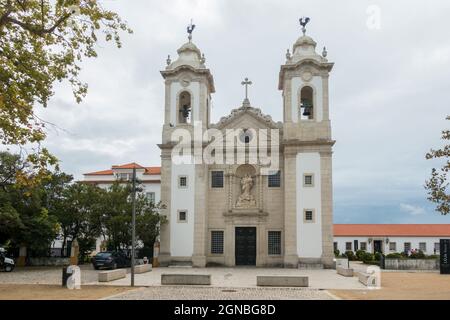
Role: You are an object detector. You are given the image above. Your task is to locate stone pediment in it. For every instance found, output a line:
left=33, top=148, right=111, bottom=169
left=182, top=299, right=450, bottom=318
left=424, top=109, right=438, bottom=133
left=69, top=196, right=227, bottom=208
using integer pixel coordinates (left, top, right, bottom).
left=212, top=106, right=282, bottom=130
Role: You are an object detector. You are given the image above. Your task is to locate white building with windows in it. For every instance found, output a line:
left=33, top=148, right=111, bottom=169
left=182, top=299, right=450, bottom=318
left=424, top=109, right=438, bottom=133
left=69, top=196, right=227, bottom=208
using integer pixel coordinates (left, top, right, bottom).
left=334, top=224, right=450, bottom=256
left=83, top=162, right=161, bottom=204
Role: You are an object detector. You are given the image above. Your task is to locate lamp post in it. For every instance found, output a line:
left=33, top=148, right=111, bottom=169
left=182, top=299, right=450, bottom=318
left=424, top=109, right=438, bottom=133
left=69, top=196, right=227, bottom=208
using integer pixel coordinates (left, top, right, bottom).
left=131, top=167, right=136, bottom=287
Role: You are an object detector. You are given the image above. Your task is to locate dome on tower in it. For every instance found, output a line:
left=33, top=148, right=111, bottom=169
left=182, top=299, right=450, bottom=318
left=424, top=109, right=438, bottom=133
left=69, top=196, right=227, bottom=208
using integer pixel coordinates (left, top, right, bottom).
left=166, top=40, right=205, bottom=70
left=289, top=34, right=325, bottom=64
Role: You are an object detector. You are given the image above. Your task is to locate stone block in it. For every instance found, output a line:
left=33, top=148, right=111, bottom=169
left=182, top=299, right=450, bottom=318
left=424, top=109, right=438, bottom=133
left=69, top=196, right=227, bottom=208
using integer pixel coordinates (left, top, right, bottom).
left=257, top=275, right=309, bottom=287
left=161, top=273, right=211, bottom=285
left=98, top=269, right=126, bottom=282
left=134, top=264, right=152, bottom=274
left=336, top=266, right=354, bottom=277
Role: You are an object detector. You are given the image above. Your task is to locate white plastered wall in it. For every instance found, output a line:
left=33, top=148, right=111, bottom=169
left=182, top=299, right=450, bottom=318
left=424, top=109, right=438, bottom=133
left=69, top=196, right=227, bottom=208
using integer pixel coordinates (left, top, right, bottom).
left=170, top=156, right=195, bottom=257
left=296, top=152, right=322, bottom=258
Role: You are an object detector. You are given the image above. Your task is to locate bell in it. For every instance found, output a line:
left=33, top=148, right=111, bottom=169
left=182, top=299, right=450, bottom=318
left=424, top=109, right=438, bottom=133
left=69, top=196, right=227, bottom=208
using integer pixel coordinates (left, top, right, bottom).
left=302, top=107, right=311, bottom=117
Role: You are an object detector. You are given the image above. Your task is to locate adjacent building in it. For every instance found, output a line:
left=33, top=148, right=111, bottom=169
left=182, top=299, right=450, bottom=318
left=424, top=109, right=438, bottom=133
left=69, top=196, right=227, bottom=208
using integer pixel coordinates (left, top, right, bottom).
left=334, top=224, right=450, bottom=256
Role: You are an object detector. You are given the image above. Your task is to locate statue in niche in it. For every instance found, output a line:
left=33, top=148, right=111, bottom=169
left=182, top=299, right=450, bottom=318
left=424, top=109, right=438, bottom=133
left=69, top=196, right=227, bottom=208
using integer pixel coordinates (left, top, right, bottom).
left=236, top=174, right=256, bottom=208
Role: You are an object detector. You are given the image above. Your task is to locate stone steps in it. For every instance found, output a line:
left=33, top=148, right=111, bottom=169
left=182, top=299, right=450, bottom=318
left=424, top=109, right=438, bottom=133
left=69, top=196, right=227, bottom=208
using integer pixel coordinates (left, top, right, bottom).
left=298, top=263, right=324, bottom=270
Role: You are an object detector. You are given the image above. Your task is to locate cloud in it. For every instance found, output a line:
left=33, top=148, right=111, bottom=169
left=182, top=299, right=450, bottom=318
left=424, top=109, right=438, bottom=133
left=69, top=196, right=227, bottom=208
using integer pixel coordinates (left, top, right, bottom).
left=11, top=0, right=449, bottom=223
left=400, top=204, right=426, bottom=216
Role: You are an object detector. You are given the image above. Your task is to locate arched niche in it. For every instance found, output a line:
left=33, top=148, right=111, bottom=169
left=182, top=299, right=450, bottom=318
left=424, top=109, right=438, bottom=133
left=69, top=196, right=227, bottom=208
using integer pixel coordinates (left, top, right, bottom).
left=178, top=91, right=192, bottom=124
left=299, top=86, right=314, bottom=120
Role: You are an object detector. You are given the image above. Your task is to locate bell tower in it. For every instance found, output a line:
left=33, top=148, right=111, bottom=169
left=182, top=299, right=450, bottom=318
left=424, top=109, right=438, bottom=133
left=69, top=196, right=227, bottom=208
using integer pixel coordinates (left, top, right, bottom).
left=158, top=23, right=214, bottom=267
left=279, top=18, right=335, bottom=268
left=160, top=22, right=215, bottom=144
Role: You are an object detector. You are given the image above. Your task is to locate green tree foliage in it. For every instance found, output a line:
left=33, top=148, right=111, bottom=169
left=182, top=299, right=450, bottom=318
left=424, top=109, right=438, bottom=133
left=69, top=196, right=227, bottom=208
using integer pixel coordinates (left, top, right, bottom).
left=0, top=151, right=59, bottom=253
left=100, top=181, right=166, bottom=252
left=425, top=116, right=450, bottom=215
left=1, top=151, right=166, bottom=262
left=0, top=0, right=132, bottom=173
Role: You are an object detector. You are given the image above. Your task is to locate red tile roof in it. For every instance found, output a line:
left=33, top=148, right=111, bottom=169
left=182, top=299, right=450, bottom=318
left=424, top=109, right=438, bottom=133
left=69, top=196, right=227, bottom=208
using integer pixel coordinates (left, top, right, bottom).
left=112, top=162, right=145, bottom=169
left=334, top=224, right=450, bottom=237
left=84, top=164, right=161, bottom=176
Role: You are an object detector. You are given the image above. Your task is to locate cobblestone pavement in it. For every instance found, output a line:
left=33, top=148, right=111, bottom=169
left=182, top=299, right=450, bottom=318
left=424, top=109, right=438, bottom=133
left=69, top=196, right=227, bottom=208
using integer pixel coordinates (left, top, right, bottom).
left=0, top=265, right=100, bottom=285
left=92, top=267, right=365, bottom=290
left=105, top=286, right=335, bottom=300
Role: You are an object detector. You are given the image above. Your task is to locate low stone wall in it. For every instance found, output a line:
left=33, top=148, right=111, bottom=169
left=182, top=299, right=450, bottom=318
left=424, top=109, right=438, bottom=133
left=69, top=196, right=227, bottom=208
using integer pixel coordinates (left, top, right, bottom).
left=257, top=275, right=309, bottom=287
left=98, top=269, right=126, bottom=282
left=385, top=259, right=439, bottom=270
left=336, top=266, right=354, bottom=277
left=161, top=274, right=211, bottom=285
left=29, top=257, right=70, bottom=266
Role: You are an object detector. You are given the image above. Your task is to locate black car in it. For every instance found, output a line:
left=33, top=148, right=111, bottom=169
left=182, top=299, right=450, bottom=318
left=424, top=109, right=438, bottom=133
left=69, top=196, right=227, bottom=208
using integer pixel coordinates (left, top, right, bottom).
left=92, top=251, right=131, bottom=270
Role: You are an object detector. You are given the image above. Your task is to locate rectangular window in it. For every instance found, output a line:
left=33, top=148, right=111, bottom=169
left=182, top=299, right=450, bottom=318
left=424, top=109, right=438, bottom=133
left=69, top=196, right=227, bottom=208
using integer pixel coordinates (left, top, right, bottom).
left=404, top=242, right=411, bottom=252
left=360, top=242, right=367, bottom=251
left=146, top=192, right=155, bottom=203
left=419, top=242, right=426, bottom=252
left=304, top=209, right=314, bottom=223
left=434, top=242, right=440, bottom=253
left=177, top=210, right=187, bottom=223
left=117, top=173, right=130, bottom=181
left=345, top=242, right=352, bottom=251
left=211, top=171, right=224, bottom=188
left=178, top=176, right=188, bottom=188
left=303, top=174, right=314, bottom=187
left=389, top=242, right=396, bottom=251
left=268, top=231, right=282, bottom=255
left=211, top=231, right=224, bottom=254
left=333, top=242, right=338, bottom=251
left=268, top=171, right=281, bottom=187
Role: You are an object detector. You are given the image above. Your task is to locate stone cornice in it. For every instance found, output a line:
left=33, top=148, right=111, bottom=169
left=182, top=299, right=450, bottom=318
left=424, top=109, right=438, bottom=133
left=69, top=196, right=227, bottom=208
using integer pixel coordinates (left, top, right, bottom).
left=278, top=59, right=334, bottom=90
left=282, top=139, right=336, bottom=147
left=161, top=65, right=215, bottom=93
left=211, top=106, right=283, bottom=130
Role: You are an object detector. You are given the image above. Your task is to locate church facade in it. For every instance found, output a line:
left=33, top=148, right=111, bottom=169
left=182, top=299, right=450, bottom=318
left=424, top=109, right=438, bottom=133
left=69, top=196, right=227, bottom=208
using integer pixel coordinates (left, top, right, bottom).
left=158, top=23, right=335, bottom=268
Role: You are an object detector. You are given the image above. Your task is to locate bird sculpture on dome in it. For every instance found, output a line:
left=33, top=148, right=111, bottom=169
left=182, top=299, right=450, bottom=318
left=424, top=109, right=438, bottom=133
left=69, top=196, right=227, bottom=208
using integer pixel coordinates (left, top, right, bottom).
left=187, top=19, right=195, bottom=41
left=299, top=17, right=310, bottom=35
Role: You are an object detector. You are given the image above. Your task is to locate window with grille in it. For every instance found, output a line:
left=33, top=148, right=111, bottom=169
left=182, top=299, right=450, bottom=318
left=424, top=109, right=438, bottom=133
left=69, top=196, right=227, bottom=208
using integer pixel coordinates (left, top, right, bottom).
left=146, top=192, right=155, bottom=203
left=419, top=242, right=426, bottom=252
left=178, top=176, right=187, bottom=188
left=404, top=242, right=411, bottom=252
left=360, top=242, right=367, bottom=251
left=178, top=210, right=187, bottom=222
left=211, top=231, right=224, bottom=254
left=268, top=171, right=281, bottom=187
left=389, top=242, right=396, bottom=251
left=304, top=210, right=314, bottom=222
left=345, top=242, right=352, bottom=251
left=303, top=174, right=314, bottom=187
left=434, top=242, right=440, bottom=253
left=268, top=231, right=281, bottom=255
left=211, top=171, right=224, bottom=188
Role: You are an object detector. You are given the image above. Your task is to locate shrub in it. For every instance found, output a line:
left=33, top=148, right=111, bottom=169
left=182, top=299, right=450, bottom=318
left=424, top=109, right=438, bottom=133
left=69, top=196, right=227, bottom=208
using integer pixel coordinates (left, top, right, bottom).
left=334, top=249, right=340, bottom=257
left=344, top=251, right=356, bottom=261
left=374, top=252, right=383, bottom=261
left=362, top=252, right=375, bottom=262
left=386, top=252, right=403, bottom=259
left=410, top=250, right=426, bottom=259
left=355, top=250, right=366, bottom=261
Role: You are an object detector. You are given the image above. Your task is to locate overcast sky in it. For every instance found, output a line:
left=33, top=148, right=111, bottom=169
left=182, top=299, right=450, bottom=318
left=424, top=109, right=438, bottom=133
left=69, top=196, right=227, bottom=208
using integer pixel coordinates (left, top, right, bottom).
left=33, top=0, right=450, bottom=224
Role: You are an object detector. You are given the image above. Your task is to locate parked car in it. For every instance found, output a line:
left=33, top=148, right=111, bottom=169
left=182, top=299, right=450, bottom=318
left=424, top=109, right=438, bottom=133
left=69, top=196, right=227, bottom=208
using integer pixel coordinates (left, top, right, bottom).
left=91, top=251, right=131, bottom=270
left=0, top=248, right=15, bottom=272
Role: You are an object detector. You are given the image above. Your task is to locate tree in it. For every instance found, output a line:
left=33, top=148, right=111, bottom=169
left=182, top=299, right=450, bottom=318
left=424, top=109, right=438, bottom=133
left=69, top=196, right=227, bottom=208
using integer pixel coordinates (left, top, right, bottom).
left=0, top=151, right=59, bottom=254
left=99, top=181, right=166, bottom=253
left=0, top=0, right=132, bottom=172
left=425, top=116, right=450, bottom=215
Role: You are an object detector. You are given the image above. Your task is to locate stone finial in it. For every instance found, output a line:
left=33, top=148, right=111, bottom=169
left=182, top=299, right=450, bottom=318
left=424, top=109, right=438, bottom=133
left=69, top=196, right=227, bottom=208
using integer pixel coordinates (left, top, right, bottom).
left=322, top=46, right=328, bottom=58
left=166, top=54, right=171, bottom=66
left=200, top=53, right=206, bottom=65
left=286, top=48, right=292, bottom=61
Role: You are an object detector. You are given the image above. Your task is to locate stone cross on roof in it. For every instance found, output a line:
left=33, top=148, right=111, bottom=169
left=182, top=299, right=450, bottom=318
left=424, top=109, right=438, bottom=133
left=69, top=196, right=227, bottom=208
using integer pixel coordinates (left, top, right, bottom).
left=241, top=77, right=252, bottom=107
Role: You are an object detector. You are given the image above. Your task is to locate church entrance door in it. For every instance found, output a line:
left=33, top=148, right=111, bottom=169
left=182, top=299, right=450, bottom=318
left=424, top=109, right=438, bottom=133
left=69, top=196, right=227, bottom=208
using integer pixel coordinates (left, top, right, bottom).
left=235, top=227, right=256, bottom=266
